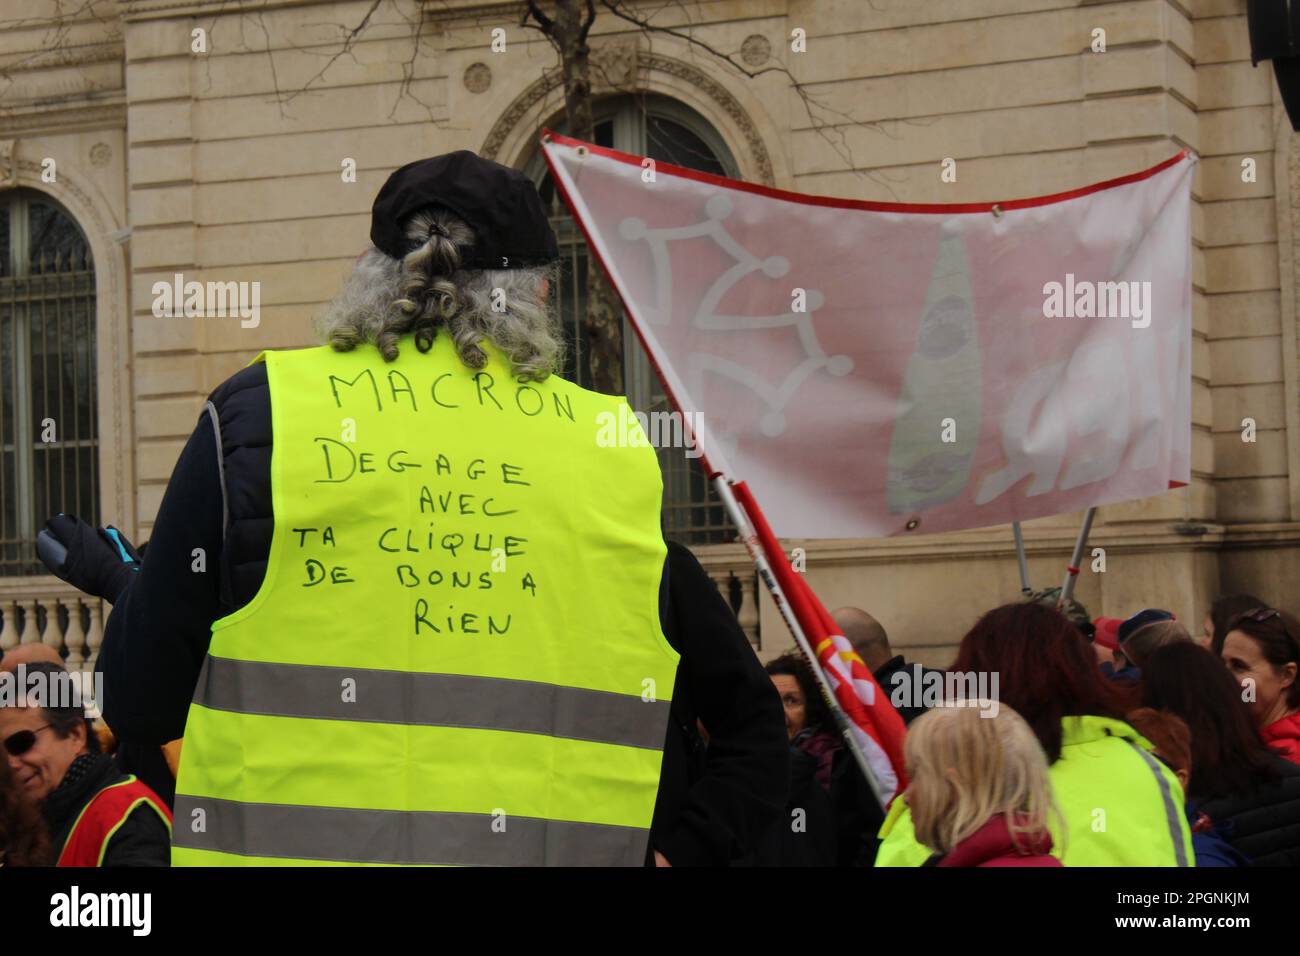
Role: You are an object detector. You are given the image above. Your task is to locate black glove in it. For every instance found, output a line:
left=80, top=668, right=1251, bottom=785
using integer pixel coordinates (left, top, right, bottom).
left=36, top=514, right=141, bottom=603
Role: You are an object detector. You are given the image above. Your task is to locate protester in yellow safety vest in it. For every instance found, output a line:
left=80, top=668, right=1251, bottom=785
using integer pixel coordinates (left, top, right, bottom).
left=75, top=151, right=788, bottom=866
left=876, top=602, right=1195, bottom=867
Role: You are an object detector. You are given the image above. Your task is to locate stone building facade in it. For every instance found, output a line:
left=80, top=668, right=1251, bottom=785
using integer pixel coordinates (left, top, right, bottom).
left=0, top=0, right=1293, bottom=669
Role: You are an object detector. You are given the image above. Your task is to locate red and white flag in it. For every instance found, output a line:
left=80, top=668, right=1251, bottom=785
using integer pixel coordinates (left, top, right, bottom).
left=542, top=132, right=1193, bottom=539
left=732, top=481, right=907, bottom=800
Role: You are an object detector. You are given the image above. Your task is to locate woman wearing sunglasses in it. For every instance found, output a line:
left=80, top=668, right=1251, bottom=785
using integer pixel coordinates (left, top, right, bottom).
left=1220, top=608, right=1300, bottom=765
left=0, top=662, right=171, bottom=866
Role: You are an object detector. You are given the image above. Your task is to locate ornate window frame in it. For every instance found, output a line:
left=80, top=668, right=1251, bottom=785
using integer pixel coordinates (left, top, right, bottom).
left=1, top=144, right=135, bottom=541
left=479, top=40, right=784, bottom=190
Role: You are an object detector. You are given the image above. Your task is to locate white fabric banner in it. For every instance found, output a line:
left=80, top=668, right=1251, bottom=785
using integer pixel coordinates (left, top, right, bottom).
left=543, top=133, right=1194, bottom=539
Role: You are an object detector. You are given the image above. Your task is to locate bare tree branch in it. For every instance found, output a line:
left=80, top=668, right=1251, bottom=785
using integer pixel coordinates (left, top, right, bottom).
left=0, top=0, right=121, bottom=103
left=578, top=0, right=597, bottom=46
left=597, top=0, right=783, bottom=80
left=525, top=1, right=555, bottom=35
left=245, top=7, right=288, bottom=119
left=2, top=0, right=907, bottom=402
left=255, top=0, right=439, bottom=122
left=384, top=0, right=439, bottom=120
left=597, top=0, right=904, bottom=191
left=518, top=19, right=553, bottom=41
left=284, top=0, right=383, bottom=106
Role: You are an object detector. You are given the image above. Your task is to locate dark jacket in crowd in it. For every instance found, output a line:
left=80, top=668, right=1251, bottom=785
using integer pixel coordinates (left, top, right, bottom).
left=44, top=753, right=170, bottom=867
left=829, top=745, right=886, bottom=866
left=97, top=361, right=789, bottom=866
left=792, top=725, right=840, bottom=788
left=733, top=747, right=838, bottom=866
left=1100, top=660, right=1142, bottom=683
left=114, top=740, right=175, bottom=810
left=1187, top=808, right=1251, bottom=867
left=873, top=655, right=945, bottom=725
left=1197, top=756, right=1300, bottom=866
left=791, top=725, right=888, bottom=865
left=735, top=729, right=887, bottom=867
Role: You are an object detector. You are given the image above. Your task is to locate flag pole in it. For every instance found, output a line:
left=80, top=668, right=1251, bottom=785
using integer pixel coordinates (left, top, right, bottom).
left=1059, top=507, right=1097, bottom=605
left=1012, top=521, right=1031, bottom=596
left=713, top=475, right=890, bottom=811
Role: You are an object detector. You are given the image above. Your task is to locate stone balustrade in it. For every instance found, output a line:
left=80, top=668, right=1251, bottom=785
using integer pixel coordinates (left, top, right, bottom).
left=0, top=576, right=105, bottom=679
left=700, top=553, right=762, bottom=650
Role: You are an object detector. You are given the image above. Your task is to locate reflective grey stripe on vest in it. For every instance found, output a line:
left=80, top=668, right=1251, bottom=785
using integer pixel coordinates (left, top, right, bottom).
left=193, top=656, right=670, bottom=751
left=172, top=795, right=648, bottom=866
left=1125, top=741, right=1191, bottom=867
left=203, top=402, right=229, bottom=542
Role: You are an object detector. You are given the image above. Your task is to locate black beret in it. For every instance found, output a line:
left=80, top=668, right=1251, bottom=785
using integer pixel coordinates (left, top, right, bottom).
left=369, top=150, right=560, bottom=269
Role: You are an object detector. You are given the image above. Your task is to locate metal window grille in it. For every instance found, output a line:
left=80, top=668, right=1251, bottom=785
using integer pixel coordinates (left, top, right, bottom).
left=0, top=191, right=98, bottom=576
left=533, top=107, right=737, bottom=547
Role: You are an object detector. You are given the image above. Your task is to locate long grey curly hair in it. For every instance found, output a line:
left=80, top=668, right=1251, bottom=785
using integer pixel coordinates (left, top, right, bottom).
left=316, top=207, right=564, bottom=381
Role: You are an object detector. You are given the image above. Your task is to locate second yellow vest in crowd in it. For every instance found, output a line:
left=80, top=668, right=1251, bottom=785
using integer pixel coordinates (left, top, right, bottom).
left=875, top=715, right=1195, bottom=867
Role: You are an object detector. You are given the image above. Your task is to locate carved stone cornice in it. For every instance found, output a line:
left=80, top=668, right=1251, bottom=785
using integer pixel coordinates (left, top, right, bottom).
left=590, top=37, right=637, bottom=90
left=0, top=41, right=124, bottom=75
left=0, top=100, right=127, bottom=137
left=481, top=48, right=775, bottom=186
left=1218, top=521, right=1300, bottom=549
left=420, top=0, right=680, bottom=24
left=422, top=0, right=524, bottom=24
left=758, top=522, right=1229, bottom=567
left=690, top=520, right=1300, bottom=571
left=116, top=0, right=322, bottom=21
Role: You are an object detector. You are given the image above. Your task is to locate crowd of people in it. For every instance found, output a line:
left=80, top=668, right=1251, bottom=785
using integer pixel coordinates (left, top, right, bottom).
left=756, top=593, right=1300, bottom=867
left=4, top=583, right=1297, bottom=867
left=2, top=153, right=1298, bottom=868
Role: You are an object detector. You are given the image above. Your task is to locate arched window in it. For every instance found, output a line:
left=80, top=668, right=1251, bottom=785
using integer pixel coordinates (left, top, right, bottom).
left=525, top=95, right=738, bottom=545
left=0, top=189, right=98, bottom=575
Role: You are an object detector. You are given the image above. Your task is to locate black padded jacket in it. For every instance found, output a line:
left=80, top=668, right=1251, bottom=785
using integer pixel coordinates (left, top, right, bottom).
left=1198, top=756, right=1300, bottom=866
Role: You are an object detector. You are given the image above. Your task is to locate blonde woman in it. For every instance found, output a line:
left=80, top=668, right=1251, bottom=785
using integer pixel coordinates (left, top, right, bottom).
left=906, top=702, right=1063, bottom=867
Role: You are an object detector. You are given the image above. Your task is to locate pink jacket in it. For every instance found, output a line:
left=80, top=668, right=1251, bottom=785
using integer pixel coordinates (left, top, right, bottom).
left=936, top=814, right=1063, bottom=868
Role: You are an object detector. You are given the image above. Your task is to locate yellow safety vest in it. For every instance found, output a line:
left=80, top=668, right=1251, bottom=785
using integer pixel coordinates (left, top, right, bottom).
left=875, top=715, right=1195, bottom=867
left=171, top=333, right=679, bottom=866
